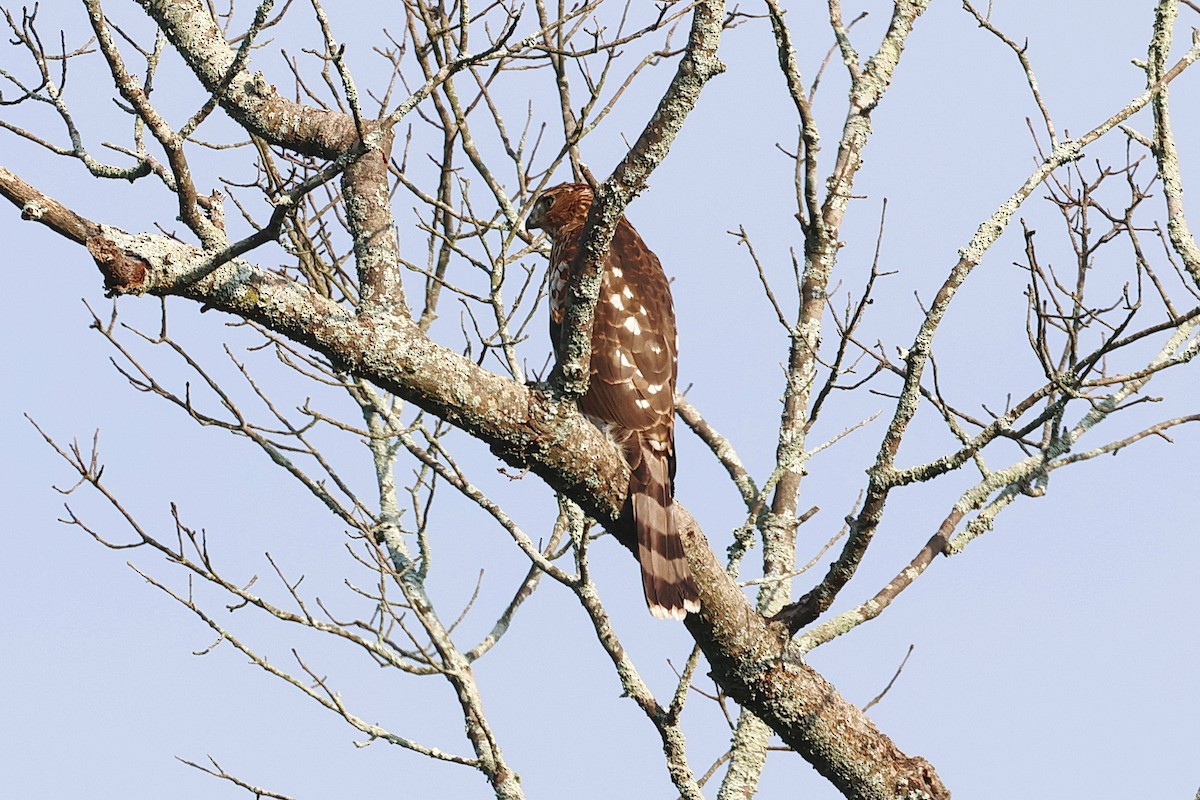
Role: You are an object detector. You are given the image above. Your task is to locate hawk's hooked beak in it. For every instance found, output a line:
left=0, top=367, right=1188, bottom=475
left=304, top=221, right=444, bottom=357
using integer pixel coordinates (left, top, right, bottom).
left=526, top=195, right=549, bottom=231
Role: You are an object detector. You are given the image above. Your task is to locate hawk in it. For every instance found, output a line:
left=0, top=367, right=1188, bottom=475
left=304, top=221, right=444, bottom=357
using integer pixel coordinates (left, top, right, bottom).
left=527, top=183, right=700, bottom=620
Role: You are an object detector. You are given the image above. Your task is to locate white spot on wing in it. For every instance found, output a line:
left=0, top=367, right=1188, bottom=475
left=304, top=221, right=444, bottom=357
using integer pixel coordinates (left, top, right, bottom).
left=611, top=267, right=623, bottom=278
left=646, top=383, right=662, bottom=394
left=608, top=293, right=624, bottom=310
left=635, top=398, right=651, bottom=409
left=623, top=317, right=642, bottom=334
left=648, top=342, right=663, bottom=354
left=622, top=285, right=634, bottom=299
left=618, top=350, right=634, bottom=368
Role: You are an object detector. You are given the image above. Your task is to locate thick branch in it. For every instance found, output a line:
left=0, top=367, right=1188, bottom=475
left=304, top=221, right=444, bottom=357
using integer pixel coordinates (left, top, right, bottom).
left=135, top=0, right=358, bottom=158
left=0, top=165, right=100, bottom=244
left=0, top=168, right=947, bottom=797
left=1148, top=2, right=1200, bottom=286
left=342, top=127, right=408, bottom=314
left=680, top=509, right=948, bottom=800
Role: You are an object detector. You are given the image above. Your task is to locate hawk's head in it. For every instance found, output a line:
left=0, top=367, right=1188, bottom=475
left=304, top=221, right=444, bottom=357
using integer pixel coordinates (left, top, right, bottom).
left=526, top=183, right=595, bottom=234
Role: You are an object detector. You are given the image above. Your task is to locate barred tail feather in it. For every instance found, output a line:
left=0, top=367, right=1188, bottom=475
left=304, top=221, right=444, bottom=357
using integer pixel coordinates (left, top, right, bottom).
left=631, top=445, right=700, bottom=620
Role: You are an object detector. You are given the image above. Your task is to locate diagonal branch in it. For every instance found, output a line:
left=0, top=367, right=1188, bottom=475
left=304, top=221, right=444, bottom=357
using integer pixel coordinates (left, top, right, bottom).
left=2, top=161, right=949, bottom=800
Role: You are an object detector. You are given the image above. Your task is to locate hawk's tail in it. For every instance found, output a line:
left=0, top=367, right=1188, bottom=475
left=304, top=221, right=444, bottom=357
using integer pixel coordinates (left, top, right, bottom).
left=629, top=441, right=700, bottom=620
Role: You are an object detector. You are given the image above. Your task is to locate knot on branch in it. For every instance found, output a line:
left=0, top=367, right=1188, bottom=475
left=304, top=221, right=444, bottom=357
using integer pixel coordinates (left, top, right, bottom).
left=244, top=71, right=274, bottom=98
left=547, top=359, right=590, bottom=401
left=86, top=235, right=148, bottom=296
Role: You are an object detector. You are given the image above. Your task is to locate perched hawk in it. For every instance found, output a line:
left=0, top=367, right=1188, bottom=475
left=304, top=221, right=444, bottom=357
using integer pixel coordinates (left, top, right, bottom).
left=527, top=183, right=700, bottom=620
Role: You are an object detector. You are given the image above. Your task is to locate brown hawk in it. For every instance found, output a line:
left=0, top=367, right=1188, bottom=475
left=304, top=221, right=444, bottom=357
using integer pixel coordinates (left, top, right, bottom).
left=527, top=183, right=700, bottom=620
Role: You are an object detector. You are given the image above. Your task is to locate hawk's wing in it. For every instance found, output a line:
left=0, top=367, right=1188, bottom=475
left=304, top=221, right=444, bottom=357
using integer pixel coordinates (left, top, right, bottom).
left=580, top=221, right=677, bottom=444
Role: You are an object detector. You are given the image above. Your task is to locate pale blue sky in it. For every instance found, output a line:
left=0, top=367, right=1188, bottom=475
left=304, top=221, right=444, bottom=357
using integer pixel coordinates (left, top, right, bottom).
left=2, top=2, right=1198, bottom=798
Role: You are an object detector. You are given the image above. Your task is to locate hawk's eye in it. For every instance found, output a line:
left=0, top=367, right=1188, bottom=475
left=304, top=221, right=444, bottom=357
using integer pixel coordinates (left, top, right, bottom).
left=528, top=194, right=554, bottom=230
